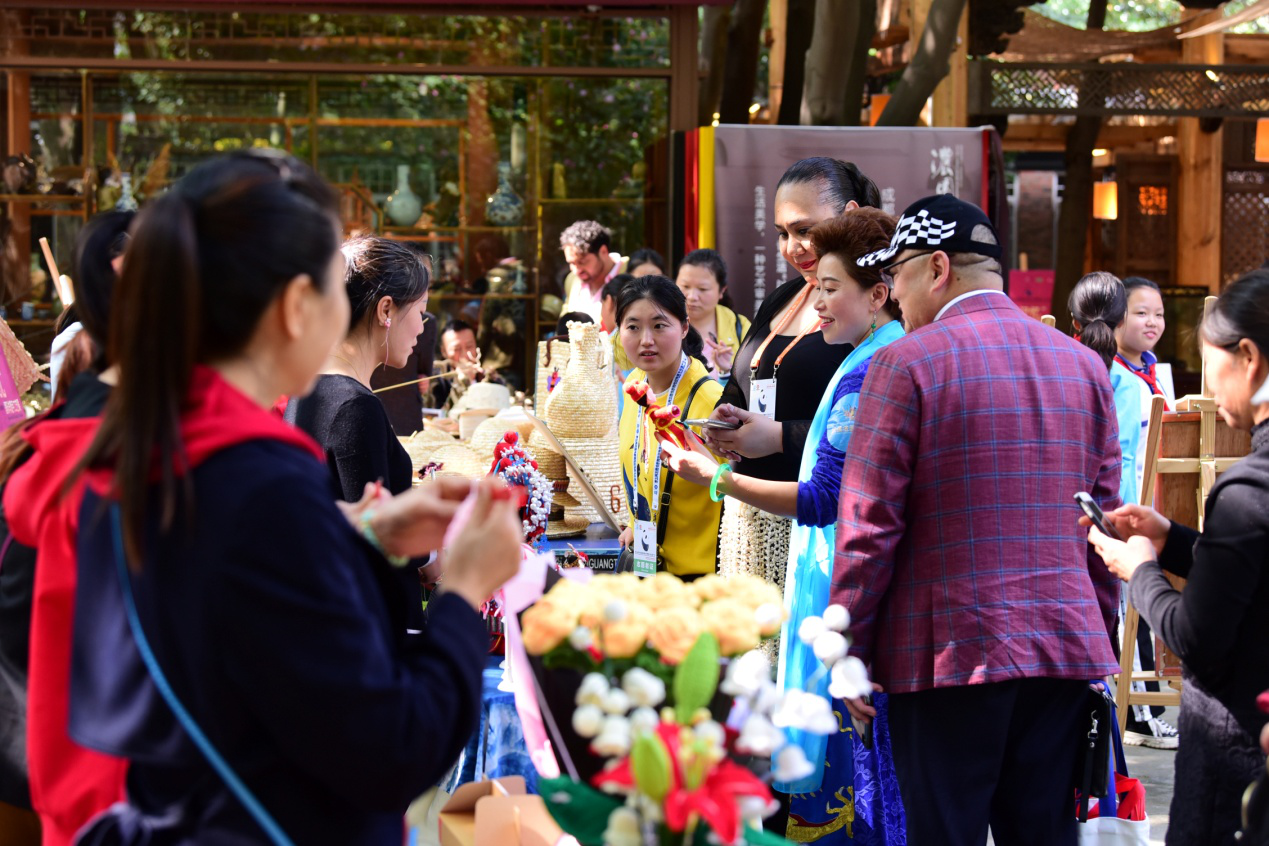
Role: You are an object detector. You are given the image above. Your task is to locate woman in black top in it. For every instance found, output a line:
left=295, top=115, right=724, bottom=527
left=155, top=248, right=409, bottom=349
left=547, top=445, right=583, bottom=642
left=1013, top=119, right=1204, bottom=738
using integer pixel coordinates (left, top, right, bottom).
left=286, top=235, right=431, bottom=627
left=704, top=158, right=880, bottom=588
left=1090, top=269, right=1269, bottom=846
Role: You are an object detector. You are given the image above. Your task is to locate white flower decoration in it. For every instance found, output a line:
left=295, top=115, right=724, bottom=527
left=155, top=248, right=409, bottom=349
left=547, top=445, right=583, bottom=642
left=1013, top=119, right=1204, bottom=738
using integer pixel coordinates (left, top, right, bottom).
left=812, top=630, right=848, bottom=666
left=772, top=744, right=815, bottom=783
left=621, top=668, right=667, bottom=708
left=568, top=626, right=594, bottom=651
left=576, top=672, right=610, bottom=707
left=629, top=706, right=660, bottom=736
left=797, top=615, right=827, bottom=646
left=601, top=687, right=632, bottom=716
left=572, top=704, right=604, bottom=738
left=771, top=689, right=836, bottom=735
left=591, top=715, right=632, bottom=757
left=720, top=649, right=771, bottom=698
left=734, top=713, right=785, bottom=757
left=754, top=603, right=783, bottom=635
left=693, top=719, right=726, bottom=751
left=738, top=795, right=780, bottom=824
left=822, top=604, right=850, bottom=632
left=603, top=600, right=628, bottom=623
left=827, top=656, right=871, bottom=701
left=602, top=807, right=642, bottom=846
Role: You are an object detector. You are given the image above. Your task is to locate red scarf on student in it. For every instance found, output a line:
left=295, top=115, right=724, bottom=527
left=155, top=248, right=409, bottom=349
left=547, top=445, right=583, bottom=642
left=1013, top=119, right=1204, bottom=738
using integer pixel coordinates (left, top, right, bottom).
left=4, top=366, right=321, bottom=844
left=1115, top=353, right=1170, bottom=410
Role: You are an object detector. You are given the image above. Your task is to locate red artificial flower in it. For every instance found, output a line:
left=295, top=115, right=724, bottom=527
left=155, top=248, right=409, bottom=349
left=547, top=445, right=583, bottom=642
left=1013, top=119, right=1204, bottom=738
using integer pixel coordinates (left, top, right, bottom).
left=663, top=759, right=772, bottom=844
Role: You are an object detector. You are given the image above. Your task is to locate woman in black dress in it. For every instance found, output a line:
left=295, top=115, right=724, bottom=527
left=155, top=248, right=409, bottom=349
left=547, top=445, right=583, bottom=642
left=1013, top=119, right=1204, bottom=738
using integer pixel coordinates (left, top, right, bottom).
left=1089, top=268, right=1269, bottom=846
left=704, top=157, right=881, bottom=589
left=286, top=235, right=432, bottom=628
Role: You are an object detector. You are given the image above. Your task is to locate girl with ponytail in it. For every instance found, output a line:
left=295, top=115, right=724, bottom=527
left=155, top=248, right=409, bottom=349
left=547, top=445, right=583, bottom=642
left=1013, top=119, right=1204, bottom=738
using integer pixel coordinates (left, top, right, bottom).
left=1069, top=271, right=1143, bottom=507
left=31, top=150, right=523, bottom=845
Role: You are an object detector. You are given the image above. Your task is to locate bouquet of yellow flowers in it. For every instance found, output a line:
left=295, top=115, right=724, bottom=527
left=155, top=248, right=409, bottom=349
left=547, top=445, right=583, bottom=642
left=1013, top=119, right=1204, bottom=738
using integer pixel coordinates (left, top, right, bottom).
left=521, top=573, right=869, bottom=846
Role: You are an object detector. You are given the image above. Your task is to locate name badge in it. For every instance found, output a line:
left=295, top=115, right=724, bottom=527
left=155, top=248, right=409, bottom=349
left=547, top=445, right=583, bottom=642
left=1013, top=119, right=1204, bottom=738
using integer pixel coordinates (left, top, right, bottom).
left=750, top=378, right=777, bottom=420
left=633, top=520, right=657, bottom=577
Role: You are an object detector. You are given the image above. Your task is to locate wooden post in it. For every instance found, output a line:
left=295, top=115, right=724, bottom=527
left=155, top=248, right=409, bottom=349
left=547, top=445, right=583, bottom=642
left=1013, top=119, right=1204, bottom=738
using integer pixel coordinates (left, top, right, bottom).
left=1177, top=11, right=1224, bottom=293
left=929, top=1, right=968, bottom=127
left=2, top=9, right=32, bottom=303
left=669, top=5, right=701, bottom=133
left=768, top=0, right=787, bottom=120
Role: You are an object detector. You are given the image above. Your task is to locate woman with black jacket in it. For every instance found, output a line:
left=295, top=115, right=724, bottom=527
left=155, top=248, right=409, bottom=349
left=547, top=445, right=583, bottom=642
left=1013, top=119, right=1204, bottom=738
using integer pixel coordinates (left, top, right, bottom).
left=51, top=151, right=522, bottom=845
left=704, top=157, right=879, bottom=591
left=1090, top=268, right=1269, bottom=846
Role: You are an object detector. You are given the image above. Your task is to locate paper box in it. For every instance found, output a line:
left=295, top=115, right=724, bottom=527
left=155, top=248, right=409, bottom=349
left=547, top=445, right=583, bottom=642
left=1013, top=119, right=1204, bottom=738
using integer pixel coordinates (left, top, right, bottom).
left=438, top=777, right=565, bottom=846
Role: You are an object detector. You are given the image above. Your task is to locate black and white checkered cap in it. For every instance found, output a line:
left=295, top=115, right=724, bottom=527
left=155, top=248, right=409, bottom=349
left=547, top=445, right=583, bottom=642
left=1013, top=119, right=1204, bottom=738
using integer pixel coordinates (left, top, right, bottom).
left=857, top=194, right=1001, bottom=268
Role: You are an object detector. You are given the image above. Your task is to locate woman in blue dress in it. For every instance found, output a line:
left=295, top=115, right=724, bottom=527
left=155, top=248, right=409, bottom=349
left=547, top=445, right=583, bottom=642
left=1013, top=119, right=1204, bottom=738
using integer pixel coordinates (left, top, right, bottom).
left=664, top=207, right=905, bottom=843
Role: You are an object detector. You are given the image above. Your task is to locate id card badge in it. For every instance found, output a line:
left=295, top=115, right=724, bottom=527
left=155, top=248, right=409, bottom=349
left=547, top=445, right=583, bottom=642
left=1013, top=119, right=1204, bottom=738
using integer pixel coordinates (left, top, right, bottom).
left=750, top=378, right=777, bottom=420
left=632, top=520, right=657, bottom=577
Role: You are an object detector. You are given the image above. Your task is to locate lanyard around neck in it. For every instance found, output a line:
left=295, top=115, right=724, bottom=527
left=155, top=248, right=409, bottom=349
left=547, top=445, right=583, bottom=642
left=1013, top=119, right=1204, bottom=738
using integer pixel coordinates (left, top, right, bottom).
left=750, top=283, right=820, bottom=379
left=633, top=354, right=688, bottom=522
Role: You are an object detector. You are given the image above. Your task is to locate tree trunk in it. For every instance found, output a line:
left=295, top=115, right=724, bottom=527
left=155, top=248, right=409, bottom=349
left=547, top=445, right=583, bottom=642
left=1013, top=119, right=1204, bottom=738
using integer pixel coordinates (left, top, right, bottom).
left=699, top=4, right=731, bottom=126
left=1050, top=0, right=1108, bottom=321
left=719, top=0, right=768, bottom=124
left=875, top=0, right=967, bottom=126
left=778, top=0, right=815, bottom=124
left=800, top=0, right=877, bottom=125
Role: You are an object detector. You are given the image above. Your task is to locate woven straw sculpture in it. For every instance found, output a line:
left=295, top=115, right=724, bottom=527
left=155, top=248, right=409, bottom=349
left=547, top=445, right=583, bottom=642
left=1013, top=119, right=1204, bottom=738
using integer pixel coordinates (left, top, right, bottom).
left=543, top=322, right=616, bottom=438
left=534, top=337, right=570, bottom=417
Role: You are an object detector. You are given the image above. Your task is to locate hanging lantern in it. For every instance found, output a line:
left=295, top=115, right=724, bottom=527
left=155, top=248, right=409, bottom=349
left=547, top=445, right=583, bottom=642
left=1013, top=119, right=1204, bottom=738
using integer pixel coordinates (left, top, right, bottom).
left=1256, top=118, right=1269, bottom=163
left=1093, top=180, right=1118, bottom=220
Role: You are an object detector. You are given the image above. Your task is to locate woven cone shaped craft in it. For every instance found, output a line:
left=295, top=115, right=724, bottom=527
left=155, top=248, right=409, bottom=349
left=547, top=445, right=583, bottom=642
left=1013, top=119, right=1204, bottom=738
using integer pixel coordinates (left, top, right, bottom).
left=543, top=321, right=615, bottom=438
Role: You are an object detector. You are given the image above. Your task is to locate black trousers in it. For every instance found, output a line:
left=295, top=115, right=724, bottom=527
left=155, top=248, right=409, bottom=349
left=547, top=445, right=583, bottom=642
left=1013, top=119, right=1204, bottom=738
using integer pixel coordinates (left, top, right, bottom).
left=888, top=677, right=1088, bottom=846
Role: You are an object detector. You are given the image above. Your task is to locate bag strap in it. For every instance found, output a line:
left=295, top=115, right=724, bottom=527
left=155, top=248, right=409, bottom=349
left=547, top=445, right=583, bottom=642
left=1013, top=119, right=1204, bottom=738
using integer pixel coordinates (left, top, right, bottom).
left=110, top=506, right=295, bottom=846
left=656, top=375, right=711, bottom=549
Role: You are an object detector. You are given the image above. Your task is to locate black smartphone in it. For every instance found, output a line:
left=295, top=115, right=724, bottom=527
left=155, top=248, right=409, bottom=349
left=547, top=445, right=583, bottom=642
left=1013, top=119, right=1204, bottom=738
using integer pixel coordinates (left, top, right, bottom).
left=1074, top=492, right=1122, bottom=541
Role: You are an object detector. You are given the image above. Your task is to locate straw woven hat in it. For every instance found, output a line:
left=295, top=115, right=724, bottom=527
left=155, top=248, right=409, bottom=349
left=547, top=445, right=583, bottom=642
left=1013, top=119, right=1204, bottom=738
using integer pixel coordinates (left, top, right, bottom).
left=469, top=417, right=520, bottom=459
left=551, top=477, right=582, bottom=509
left=527, top=430, right=567, bottom=480
left=452, top=382, right=511, bottom=415
left=398, top=429, right=458, bottom=474
left=558, top=434, right=624, bottom=525
left=546, top=512, right=590, bottom=539
left=430, top=444, right=488, bottom=480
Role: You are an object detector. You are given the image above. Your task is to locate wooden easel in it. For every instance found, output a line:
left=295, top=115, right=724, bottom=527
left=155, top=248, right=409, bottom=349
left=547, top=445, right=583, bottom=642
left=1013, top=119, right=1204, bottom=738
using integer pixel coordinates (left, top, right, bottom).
left=1114, top=296, right=1254, bottom=730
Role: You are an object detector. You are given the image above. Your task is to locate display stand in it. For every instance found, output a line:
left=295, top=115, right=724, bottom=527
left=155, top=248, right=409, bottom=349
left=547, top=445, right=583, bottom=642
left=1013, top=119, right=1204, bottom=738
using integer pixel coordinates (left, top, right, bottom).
left=1113, top=296, right=1253, bottom=730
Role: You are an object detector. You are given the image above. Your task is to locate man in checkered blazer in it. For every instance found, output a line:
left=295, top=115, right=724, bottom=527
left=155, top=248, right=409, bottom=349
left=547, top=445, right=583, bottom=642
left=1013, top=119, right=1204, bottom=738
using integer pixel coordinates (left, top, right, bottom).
left=835, top=195, right=1121, bottom=845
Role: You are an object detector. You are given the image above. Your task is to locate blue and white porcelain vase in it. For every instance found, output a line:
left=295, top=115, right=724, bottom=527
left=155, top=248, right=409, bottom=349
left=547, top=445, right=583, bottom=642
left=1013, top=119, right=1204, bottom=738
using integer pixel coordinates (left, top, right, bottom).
left=385, top=164, right=422, bottom=227
left=486, top=162, right=524, bottom=227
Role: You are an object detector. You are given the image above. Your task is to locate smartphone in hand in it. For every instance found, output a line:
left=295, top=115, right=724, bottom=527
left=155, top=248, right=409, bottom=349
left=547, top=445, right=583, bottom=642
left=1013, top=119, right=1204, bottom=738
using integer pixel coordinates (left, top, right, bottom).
left=1074, top=492, right=1122, bottom=541
left=851, top=695, right=874, bottom=750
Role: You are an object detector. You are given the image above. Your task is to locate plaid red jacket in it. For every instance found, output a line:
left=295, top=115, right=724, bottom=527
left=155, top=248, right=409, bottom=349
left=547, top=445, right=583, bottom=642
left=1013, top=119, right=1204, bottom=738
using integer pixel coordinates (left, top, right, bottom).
left=832, top=292, right=1121, bottom=693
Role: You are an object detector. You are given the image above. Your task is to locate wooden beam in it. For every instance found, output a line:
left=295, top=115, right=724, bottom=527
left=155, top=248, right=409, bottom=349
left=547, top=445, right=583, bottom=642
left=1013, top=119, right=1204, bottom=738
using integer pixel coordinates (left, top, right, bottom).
left=1177, top=10, right=1224, bottom=294
left=668, top=4, right=700, bottom=132
left=1000, top=121, right=1178, bottom=152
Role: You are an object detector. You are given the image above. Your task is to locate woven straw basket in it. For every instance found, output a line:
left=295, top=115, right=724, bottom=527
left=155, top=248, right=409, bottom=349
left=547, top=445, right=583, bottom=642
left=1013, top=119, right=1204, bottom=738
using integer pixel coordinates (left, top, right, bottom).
left=398, top=429, right=459, bottom=474
left=469, top=415, right=533, bottom=460
left=544, top=322, right=617, bottom=439
left=430, top=444, right=489, bottom=480
left=534, top=338, right=570, bottom=417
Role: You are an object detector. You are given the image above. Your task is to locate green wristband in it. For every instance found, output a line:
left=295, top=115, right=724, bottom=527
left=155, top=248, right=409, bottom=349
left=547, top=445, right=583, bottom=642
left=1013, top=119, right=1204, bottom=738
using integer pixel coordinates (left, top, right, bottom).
left=709, top=462, right=732, bottom=503
left=359, top=509, right=410, bottom=568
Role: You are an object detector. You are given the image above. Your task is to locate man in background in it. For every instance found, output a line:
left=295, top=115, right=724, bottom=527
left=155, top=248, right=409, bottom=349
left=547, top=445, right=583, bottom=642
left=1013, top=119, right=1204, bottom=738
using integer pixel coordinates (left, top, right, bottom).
left=560, top=220, right=627, bottom=322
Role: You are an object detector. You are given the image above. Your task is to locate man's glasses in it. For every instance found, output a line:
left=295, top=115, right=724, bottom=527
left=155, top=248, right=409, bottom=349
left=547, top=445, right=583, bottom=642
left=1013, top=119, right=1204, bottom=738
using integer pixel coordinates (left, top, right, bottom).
left=879, top=251, right=935, bottom=277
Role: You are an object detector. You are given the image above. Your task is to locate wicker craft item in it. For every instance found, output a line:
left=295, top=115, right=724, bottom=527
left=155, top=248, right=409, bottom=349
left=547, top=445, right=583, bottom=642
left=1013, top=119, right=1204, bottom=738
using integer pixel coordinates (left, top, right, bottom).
left=718, top=499, right=792, bottom=592
left=558, top=434, right=625, bottom=526
left=534, top=338, right=570, bottom=416
left=452, top=381, right=511, bottom=416
left=429, top=444, right=488, bottom=480
left=398, top=429, right=458, bottom=474
left=527, top=429, right=567, bottom=480
left=543, top=322, right=617, bottom=439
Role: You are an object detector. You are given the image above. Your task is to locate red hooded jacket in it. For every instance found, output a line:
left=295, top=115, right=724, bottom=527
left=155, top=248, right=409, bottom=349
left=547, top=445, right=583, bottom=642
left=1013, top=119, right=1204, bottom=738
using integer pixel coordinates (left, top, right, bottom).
left=3, top=366, right=322, bottom=844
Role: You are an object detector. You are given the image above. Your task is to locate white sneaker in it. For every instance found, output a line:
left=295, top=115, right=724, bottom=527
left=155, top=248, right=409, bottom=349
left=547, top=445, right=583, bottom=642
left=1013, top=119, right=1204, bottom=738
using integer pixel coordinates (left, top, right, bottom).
left=1123, top=716, right=1179, bottom=750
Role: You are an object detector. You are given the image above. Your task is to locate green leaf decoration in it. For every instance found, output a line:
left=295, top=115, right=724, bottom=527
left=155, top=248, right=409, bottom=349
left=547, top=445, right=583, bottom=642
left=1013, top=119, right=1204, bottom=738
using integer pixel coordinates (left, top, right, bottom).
left=537, top=775, right=622, bottom=846
left=630, top=731, right=673, bottom=802
left=673, top=631, right=720, bottom=724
